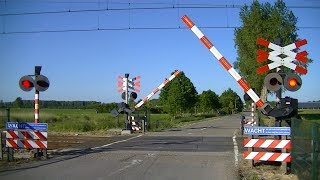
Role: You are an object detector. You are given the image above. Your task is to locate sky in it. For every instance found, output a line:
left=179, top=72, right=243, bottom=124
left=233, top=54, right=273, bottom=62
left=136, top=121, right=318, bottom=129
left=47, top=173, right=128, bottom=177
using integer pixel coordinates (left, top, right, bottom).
left=0, top=0, right=319, bottom=104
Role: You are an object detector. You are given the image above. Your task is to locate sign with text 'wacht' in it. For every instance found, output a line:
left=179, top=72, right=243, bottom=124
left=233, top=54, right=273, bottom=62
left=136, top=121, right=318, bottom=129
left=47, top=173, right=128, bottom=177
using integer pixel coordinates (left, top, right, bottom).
left=244, top=126, right=290, bottom=136
left=6, top=122, right=48, bottom=131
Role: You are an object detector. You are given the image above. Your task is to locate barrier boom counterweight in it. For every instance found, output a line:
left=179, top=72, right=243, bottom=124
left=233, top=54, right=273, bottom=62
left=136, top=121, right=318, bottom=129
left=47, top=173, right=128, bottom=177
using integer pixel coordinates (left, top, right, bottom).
left=134, top=70, right=181, bottom=109
left=181, top=15, right=264, bottom=108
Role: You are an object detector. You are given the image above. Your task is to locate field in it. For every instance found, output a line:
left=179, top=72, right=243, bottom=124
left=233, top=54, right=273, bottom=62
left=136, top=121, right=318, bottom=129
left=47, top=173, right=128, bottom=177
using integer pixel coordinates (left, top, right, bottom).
left=0, top=108, right=216, bottom=133
left=259, top=109, right=320, bottom=127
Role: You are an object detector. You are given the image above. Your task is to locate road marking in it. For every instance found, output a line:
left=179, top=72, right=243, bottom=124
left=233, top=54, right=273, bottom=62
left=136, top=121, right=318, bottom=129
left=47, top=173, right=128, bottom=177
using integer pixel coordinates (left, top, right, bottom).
left=108, top=159, right=143, bottom=176
left=232, top=131, right=239, bottom=166
left=91, top=134, right=143, bottom=150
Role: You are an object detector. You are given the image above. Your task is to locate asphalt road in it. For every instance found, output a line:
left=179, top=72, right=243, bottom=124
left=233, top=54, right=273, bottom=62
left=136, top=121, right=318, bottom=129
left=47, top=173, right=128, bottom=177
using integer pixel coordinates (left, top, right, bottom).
left=0, top=114, right=241, bottom=180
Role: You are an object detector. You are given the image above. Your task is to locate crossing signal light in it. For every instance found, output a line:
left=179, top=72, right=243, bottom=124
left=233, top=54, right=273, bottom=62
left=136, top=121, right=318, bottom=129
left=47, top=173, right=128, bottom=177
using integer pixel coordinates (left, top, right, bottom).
left=264, top=73, right=283, bottom=91
left=284, top=73, right=302, bottom=92
left=35, top=75, right=50, bottom=92
left=130, top=92, right=137, bottom=101
left=19, top=75, right=50, bottom=92
left=19, top=75, right=34, bottom=91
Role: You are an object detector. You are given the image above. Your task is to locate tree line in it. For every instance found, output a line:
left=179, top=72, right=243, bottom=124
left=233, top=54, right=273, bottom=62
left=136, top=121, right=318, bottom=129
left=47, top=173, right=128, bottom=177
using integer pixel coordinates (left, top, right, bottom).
left=0, top=71, right=243, bottom=116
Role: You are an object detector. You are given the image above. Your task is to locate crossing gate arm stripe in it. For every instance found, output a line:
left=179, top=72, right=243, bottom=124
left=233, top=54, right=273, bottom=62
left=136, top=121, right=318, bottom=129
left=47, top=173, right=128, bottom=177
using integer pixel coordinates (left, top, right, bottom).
left=210, top=47, right=223, bottom=60
left=218, top=57, right=232, bottom=71
left=246, top=89, right=259, bottom=102
left=181, top=15, right=194, bottom=29
left=200, top=36, right=213, bottom=49
left=228, top=68, right=241, bottom=81
left=191, top=26, right=204, bottom=39
left=238, top=78, right=251, bottom=92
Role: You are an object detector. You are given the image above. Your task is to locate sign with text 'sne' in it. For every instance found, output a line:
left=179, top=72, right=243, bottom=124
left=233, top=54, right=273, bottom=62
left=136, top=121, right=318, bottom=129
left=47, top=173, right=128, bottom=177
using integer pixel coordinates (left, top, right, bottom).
left=244, top=126, right=290, bottom=136
left=6, top=122, right=48, bottom=131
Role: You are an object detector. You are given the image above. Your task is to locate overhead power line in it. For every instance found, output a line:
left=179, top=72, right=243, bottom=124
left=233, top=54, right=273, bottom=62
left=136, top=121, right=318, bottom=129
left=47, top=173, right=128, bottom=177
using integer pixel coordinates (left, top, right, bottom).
left=2, top=26, right=320, bottom=35
left=1, top=4, right=320, bottom=17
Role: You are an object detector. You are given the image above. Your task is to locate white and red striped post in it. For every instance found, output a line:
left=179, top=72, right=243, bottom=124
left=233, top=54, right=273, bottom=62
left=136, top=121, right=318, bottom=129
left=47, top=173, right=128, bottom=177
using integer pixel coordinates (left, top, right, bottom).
left=34, top=91, right=39, bottom=123
left=181, top=15, right=265, bottom=109
left=251, top=101, right=255, bottom=126
left=134, top=70, right=181, bottom=109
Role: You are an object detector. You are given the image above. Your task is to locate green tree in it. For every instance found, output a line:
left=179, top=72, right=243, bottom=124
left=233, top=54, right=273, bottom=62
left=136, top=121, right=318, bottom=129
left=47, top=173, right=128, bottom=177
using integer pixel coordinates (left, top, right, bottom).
left=234, top=0, right=311, bottom=101
left=13, top=97, right=23, bottom=108
left=159, top=71, right=197, bottom=117
left=198, top=90, right=220, bottom=113
left=219, top=88, right=243, bottom=114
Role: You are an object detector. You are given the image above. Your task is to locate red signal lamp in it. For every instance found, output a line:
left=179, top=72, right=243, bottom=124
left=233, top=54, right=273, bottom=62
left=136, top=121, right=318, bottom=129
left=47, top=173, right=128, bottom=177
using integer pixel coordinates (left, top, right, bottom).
left=288, top=78, right=297, bottom=87
left=19, top=75, right=34, bottom=91
left=284, top=73, right=302, bottom=92
left=22, top=80, right=32, bottom=88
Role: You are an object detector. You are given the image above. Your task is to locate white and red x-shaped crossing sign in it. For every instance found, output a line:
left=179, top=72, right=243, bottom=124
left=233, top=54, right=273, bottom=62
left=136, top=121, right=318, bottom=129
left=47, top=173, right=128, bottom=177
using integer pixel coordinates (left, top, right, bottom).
left=256, top=38, right=308, bottom=74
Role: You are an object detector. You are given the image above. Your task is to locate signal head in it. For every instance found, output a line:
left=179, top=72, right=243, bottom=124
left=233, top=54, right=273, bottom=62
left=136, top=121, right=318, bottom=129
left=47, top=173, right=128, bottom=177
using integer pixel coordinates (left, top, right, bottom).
left=19, top=75, right=34, bottom=91
left=130, top=92, right=138, bottom=101
left=264, top=73, right=283, bottom=91
left=284, top=73, right=302, bottom=92
left=34, top=75, right=50, bottom=92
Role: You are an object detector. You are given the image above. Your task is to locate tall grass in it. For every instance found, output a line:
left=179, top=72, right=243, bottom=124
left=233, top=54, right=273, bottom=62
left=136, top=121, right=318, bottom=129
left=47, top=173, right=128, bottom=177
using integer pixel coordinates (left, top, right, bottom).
left=1, top=108, right=218, bottom=133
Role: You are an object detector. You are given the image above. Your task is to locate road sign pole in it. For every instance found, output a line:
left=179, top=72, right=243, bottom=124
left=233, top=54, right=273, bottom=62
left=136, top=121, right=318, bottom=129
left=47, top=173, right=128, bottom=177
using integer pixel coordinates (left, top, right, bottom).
left=6, top=108, right=10, bottom=122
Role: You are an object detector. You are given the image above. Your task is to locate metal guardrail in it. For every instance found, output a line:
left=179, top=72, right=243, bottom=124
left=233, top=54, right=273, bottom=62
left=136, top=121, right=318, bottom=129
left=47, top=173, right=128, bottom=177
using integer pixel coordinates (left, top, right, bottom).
left=291, top=118, right=319, bottom=180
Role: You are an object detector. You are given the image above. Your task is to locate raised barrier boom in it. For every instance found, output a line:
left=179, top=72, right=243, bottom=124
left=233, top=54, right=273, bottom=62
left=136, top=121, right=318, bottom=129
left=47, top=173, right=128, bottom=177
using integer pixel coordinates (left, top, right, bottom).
left=134, top=70, right=181, bottom=109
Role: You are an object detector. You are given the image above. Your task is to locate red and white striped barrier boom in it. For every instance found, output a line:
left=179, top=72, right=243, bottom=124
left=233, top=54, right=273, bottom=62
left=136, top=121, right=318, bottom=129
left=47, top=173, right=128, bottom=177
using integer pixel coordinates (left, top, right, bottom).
left=181, top=15, right=265, bottom=108
left=244, top=139, right=291, bottom=149
left=244, top=151, right=291, bottom=162
left=134, top=70, right=181, bottom=109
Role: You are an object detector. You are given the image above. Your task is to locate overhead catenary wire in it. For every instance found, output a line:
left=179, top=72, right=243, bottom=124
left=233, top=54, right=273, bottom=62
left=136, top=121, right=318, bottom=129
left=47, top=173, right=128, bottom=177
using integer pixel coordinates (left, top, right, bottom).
left=1, top=4, right=320, bottom=17
left=2, top=26, right=320, bottom=35
left=1, top=2, right=319, bottom=34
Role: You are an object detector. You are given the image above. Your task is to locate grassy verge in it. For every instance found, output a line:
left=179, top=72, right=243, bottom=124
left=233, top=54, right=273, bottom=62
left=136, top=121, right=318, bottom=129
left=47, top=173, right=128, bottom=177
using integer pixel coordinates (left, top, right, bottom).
left=259, top=109, right=320, bottom=127
left=0, top=108, right=217, bottom=133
